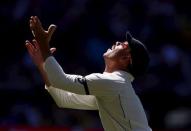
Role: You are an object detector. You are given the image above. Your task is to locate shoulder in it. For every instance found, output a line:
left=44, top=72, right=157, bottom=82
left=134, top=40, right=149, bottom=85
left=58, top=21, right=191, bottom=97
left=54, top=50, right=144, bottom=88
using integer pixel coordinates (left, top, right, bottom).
left=85, top=72, right=123, bottom=86
left=85, top=73, right=105, bottom=81
left=84, top=73, right=118, bottom=94
left=85, top=73, right=117, bottom=81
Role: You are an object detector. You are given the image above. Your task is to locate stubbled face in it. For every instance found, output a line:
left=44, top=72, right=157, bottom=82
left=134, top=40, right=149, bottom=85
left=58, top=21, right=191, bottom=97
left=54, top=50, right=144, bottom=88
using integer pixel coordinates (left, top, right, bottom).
left=103, top=41, right=130, bottom=59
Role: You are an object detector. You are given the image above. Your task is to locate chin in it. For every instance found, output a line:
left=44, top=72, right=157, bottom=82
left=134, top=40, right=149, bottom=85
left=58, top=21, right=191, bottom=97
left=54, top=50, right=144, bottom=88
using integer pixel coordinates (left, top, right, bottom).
left=103, top=53, right=107, bottom=59
left=103, top=52, right=109, bottom=60
left=103, top=51, right=110, bottom=58
left=104, top=49, right=112, bottom=56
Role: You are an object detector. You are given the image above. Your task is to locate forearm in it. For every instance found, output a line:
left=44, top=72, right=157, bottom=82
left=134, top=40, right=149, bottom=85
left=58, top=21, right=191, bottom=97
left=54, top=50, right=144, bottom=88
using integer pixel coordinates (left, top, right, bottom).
left=37, top=64, right=51, bottom=87
left=38, top=42, right=51, bottom=61
left=46, top=85, right=98, bottom=110
left=44, top=56, right=88, bottom=94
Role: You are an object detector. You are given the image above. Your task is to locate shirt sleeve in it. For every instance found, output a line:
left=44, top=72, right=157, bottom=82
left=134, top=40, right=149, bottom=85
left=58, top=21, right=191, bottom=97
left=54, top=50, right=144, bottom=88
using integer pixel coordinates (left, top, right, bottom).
left=44, top=56, right=91, bottom=95
left=44, top=56, right=120, bottom=96
left=45, top=85, right=98, bottom=110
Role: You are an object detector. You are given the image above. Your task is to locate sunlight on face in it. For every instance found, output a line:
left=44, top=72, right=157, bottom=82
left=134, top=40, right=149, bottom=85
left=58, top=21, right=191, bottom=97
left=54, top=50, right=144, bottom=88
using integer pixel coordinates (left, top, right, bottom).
left=103, top=41, right=129, bottom=58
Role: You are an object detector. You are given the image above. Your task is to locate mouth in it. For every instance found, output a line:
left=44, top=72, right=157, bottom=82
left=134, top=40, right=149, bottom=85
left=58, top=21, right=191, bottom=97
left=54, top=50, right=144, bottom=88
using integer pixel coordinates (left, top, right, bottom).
left=106, top=44, right=116, bottom=52
left=112, top=45, right=116, bottom=50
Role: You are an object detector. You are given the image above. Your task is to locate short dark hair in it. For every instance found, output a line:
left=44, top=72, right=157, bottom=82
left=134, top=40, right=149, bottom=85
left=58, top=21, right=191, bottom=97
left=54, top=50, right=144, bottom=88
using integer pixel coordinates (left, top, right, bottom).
left=126, top=32, right=150, bottom=78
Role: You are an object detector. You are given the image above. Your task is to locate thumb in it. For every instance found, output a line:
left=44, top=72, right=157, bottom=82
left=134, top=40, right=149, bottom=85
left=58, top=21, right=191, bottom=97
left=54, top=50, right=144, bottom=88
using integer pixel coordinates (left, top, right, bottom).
left=50, top=47, right=56, bottom=54
left=48, top=24, right=57, bottom=38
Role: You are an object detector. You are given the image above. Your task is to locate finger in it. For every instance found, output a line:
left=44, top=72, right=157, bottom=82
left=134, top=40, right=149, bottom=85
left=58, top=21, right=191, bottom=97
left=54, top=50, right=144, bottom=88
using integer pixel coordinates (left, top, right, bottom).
left=30, top=16, right=37, bottom=28
left=32, top=39, right=40, bottom=49
left=30, top=16, right=37, bottom=24
left=26, top=40, right=37, bottom=54
left=29, top=18, right=36, bottom=37
left=25, top=40, right=35, bottom=55
left=34, top=16, right=40, bottom=24
left=29, top=19, right=34, bottom=29
left=30, top=16, right=43, bottom=33
left=30, top=16, right=35, bottom=20
left=50, top=47, right=56, bottom=54
left=34, top=16, right=43, bottom=31
left=30, top=26, right=36, bottom=37
left=48, top=24, right=57, bottom=38
left=25, top=40, right=33, bottom=49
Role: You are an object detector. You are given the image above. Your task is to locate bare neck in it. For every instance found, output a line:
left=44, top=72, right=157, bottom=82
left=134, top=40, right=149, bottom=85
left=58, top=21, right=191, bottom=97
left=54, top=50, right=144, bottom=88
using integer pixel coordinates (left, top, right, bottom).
left=104, top=61, right=121, bottom=73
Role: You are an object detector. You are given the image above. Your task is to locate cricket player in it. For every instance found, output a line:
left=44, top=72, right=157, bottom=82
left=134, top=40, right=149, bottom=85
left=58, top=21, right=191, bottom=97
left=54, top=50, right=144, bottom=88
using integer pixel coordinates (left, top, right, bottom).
left=25, top=16, right=152, bottom=131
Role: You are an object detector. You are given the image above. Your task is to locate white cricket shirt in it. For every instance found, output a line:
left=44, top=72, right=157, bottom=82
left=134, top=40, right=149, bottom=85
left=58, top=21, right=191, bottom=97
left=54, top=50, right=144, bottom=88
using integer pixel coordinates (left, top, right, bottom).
left=44, top=56, right=152, bottom=131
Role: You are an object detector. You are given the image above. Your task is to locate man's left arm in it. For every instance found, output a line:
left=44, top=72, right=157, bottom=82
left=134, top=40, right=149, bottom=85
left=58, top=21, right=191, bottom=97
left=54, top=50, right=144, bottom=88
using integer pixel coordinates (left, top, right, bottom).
left=46, top=85, right=98, bottom=110
left=44, top=56, right=118, bottom=96
left=44, top=56, right=92, bottom=95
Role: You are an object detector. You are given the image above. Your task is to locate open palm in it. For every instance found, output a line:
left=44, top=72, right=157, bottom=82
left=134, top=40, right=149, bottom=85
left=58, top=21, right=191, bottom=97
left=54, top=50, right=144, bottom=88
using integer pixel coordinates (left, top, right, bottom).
left=30, top=16, right=56, bottom=44
left=25, top=40, right=56, bottom=67
left=29, top=16, right=56, bottom=60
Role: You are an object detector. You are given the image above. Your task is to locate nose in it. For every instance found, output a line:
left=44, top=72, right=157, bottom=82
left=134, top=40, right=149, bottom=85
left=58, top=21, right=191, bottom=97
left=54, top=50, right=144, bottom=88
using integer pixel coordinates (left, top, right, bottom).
left=122, top=41, right=129, bottom=48
left=116, top=41, right=122, bottom=46
left=123, top=41, right=128, bottom=45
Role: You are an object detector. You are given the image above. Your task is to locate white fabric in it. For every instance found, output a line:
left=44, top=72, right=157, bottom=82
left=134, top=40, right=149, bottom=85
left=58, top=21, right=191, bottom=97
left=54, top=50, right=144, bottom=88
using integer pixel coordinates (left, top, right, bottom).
left=44, top=56, right=152, bottom=131
left=46, top=86, right=98, bottom=110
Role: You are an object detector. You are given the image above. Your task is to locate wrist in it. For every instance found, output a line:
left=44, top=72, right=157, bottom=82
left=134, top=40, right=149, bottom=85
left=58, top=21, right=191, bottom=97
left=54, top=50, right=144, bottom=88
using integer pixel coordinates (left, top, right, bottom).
left=39, top=45, right=52, bottom=61
left=42, top=51, right=52, bottom=61
left=37, top=63, right=44, bottom=70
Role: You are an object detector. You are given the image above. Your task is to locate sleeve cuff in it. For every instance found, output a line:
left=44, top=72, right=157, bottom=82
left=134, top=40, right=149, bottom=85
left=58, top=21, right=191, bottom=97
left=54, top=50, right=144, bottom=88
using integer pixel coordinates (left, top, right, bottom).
left=43, top=56, right=55, bottom=68
left=45, top=84, right=50, bottom=91
left=43, top=56, right=61, bottom=76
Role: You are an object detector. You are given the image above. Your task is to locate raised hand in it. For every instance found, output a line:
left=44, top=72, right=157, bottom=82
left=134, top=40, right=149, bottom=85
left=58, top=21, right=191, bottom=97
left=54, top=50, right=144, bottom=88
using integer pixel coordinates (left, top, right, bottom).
left=25, top=39, right=56, bottom=86
left=25, top=39, right=56, bottom=68
left=29, top=16, right=57, bottom=60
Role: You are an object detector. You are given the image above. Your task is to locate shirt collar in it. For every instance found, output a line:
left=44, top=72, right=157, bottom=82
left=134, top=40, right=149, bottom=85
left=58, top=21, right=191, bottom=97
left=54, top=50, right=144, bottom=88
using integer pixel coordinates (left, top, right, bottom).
left=103, top=70, right=134, bottom=82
